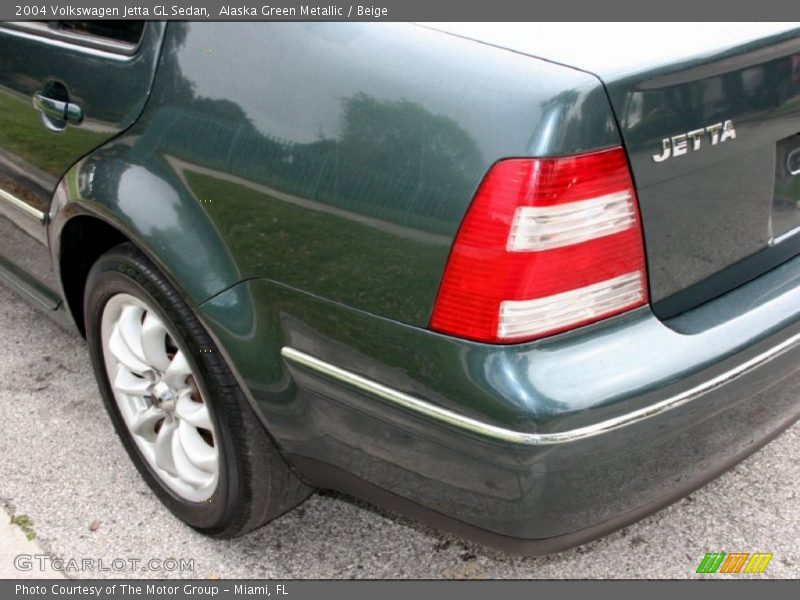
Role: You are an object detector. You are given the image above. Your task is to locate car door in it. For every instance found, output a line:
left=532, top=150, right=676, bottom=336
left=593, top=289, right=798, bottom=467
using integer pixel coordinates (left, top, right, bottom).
left=0, top=21, right=164, bottom=309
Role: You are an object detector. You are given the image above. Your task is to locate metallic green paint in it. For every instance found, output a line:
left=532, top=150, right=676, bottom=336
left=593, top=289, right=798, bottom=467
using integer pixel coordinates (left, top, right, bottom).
left=50, top=22, right=619, bottom=326
left=606, top=33, right=800, bottom=313
left=0, top=23, right=165, bottom=293
left=3, top=22, right=800, bottom=551
left=196, top=256, right=800, bottom=539
left=49, top=150, right=243, bottom=311
left=427, top=23, right=800, bottom=314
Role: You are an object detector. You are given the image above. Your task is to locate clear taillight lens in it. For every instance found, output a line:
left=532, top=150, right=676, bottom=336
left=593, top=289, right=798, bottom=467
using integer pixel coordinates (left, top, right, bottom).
left=430, top=147, right=648, bottom=343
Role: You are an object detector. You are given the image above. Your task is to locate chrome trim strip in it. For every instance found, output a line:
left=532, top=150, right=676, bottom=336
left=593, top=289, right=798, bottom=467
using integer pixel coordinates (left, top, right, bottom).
left=281, top=332, right=800, bottom=445
left=0, top=188, right=45, bottom=223
left=0, top=24, right=137, bottom=59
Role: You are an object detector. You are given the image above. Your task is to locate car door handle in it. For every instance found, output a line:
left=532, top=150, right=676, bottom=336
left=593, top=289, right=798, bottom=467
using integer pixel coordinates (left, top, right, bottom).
left=32, top=92, right=83, bottom=125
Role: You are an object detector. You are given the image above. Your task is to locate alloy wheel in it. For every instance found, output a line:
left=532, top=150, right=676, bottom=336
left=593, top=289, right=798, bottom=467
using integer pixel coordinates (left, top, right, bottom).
left=100, top=293, right=218, bottom=502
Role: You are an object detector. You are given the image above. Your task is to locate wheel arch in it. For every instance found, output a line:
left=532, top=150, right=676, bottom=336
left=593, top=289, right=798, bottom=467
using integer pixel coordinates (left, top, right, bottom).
left=50, top=153, right=243, bottom=336
left=47, top=155, right=310, bottom=500
left=57, top=214, right=129, bottom=336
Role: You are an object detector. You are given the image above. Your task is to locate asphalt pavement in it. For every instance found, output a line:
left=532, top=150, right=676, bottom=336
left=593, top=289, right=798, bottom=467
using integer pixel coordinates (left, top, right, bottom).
left=1, top=282, right=798, bottom=579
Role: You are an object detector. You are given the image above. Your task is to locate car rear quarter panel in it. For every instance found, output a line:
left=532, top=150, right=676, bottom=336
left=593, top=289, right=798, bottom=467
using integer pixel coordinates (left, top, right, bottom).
left=53, top=22, right=621, bottom=328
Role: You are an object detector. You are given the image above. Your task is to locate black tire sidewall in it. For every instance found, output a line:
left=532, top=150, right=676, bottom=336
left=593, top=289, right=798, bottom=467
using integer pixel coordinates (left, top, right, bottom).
left=84, top=247, right=241, bottom=534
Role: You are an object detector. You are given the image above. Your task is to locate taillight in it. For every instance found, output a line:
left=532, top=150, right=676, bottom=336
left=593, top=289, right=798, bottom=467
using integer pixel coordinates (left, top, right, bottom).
left=430, top=147, right=648, bottom=343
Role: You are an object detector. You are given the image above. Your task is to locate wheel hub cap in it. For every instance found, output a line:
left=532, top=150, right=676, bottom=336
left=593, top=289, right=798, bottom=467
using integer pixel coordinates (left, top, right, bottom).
left=152, top=381, right=177, bottom=411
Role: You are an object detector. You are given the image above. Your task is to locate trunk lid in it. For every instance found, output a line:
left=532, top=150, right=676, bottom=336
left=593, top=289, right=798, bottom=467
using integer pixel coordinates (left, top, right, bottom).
left=428, top=23, right=800, bottom=316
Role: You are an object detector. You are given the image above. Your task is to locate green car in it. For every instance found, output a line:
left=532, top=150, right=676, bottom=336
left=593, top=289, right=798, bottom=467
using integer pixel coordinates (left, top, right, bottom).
left=1, top=21, right=799, bottom=554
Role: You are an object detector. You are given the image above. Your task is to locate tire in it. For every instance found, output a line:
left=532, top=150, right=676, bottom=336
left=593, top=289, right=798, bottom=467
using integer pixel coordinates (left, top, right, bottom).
left=83, top=242, right=311, bottom=537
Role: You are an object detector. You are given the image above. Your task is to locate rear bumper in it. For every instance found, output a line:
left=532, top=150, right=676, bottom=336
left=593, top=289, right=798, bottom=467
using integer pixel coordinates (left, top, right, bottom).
left=200, top=255, right=800, bottom=553
left=282, top=326, right=800, bottom=446
left=283, top=328, right=800, bottom=553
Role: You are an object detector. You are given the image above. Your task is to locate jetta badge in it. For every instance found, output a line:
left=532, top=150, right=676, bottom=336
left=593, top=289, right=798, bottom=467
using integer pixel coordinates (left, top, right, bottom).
left=652, top=120, right=736, bottom=162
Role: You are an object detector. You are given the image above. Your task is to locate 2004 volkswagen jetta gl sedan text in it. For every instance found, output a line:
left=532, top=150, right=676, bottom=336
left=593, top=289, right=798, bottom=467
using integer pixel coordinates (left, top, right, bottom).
left=1, top=21, right=800, bottom=554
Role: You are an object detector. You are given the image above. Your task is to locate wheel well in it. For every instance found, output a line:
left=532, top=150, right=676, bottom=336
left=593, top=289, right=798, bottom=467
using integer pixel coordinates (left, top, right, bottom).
left=59, top=216, right=129, bottom=336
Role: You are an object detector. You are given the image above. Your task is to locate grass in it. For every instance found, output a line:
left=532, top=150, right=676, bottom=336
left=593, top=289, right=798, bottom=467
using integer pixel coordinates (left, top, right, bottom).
left=775, top=175, right=800, bottom=201
left=10, top=514, right=36, bottom=541
left=184, top=170, right=449, bottom=326
left=0, top=89, right=107, bottom=175
left=184, top=170, right=525, bottom=424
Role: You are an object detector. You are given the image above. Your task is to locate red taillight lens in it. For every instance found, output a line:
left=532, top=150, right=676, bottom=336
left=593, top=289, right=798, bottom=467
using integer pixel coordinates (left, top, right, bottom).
left=430, top=147, right=648, bottom=343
